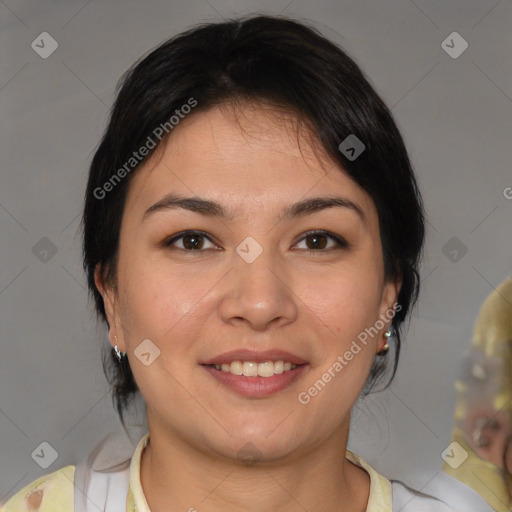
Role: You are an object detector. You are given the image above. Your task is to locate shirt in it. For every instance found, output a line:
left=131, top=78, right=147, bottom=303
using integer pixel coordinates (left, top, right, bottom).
left=0, top=430, right=469, bottom=511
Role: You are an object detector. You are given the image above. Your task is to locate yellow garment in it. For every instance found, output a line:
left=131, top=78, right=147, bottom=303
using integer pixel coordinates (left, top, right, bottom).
left=0, top=465, right=75, bottom=512
left=443, top=276, right=512, bottom=511
left=442, top=427, right=512, bottom=511
left=472, top=277, right=512, bottom=358
left=1, top=433, right=393, bottom=511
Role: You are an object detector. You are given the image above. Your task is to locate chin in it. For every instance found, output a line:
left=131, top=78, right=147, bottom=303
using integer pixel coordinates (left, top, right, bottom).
left=205, top=427, right=303, bottom=464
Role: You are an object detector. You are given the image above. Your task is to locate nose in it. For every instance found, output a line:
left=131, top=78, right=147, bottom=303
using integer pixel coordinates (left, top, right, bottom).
left=218, top=246, right=298, bottom=332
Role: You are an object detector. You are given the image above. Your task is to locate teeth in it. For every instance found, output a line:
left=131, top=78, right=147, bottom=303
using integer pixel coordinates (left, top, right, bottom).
left=257, top=361, right=274, bottom=377
left=243, top=361, right=259, bottom=377
left=230, top=361, right=243, bottom=375
left=211, top=360, right=299, bottom=377
left=274, top=361, right=284, bottom=374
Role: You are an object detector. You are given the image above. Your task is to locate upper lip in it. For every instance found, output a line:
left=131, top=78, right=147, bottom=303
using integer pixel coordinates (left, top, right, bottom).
left=201, top=349, right=308, bottom=366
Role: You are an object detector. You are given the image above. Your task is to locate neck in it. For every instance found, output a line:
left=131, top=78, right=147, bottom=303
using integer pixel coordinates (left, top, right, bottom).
left=139, top=418, right=370, bottom=512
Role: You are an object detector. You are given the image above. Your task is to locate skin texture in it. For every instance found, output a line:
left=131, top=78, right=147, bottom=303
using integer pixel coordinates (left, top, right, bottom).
left=95, top=101, right=402, bottom=512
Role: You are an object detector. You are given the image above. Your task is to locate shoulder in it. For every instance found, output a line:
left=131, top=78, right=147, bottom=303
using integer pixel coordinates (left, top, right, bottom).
left=391, top=475, right=496, bottom=512
left=0, top=465, right=75, bottom=512
left=391, top=480, right=457, bottom=511
left=346, top=451, right=460, bottom=512
left=1, top=428, right=144, bottom=512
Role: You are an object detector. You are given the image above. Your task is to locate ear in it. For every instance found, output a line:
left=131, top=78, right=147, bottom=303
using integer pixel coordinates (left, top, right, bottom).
left=374, top=272, right=402, bottom=355
left=94, top=263, right=125, bottom=352
left=378, top=273, right=403, bottom=323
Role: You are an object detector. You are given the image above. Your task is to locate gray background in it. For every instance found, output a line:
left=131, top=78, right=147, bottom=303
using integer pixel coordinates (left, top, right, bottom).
left=1, top=0, right=511, bottom=502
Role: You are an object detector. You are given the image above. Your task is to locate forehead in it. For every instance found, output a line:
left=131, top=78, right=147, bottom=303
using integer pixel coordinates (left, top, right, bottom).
left=168, top=101, right=323, bottom=161
left=124, top=102, right=376, bottom=222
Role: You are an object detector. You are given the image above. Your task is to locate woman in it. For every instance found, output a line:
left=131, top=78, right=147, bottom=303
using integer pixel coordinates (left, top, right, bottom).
left=1, top=14, right=460, bottom=512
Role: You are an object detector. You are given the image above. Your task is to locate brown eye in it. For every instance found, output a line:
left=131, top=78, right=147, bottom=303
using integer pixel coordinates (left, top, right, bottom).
left=164, top=231, right=216, bottom=251
left=295, top=230, right=348, bottom=252
left=182, top=234, right=204, bottom=250
left=305, top=233, right=329, bottom=250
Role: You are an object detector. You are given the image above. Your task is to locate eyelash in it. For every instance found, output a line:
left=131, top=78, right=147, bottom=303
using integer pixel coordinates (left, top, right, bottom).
left=163, top=229, right=348, bottom=254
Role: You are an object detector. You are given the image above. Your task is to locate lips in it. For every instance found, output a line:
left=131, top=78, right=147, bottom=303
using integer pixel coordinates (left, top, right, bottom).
left=200, top=349, right=308, bottom=366
left=202, top=363, right=309, bottom=398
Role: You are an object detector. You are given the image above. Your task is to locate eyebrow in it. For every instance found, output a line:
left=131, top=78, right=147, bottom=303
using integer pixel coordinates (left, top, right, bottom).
left=142, top=193, right=366, bottom=224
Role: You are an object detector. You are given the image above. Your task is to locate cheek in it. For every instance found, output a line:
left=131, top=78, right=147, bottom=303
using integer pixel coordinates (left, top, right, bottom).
left=303, top=264, right=383, bottom=339
left=118, top=258, right=209, bottom=349
left=117, top=268, right=210, bottom=402
left=298, top=277, right=382, bottom=395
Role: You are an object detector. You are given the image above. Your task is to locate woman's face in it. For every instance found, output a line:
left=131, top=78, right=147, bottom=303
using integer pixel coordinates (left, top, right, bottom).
left=97, top=102, right=401, bottom=462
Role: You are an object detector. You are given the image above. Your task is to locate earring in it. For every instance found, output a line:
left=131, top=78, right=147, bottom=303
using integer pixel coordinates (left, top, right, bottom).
left=377, top=330, right=392, bottom=356
left=113, top=335, right=127, bottom=361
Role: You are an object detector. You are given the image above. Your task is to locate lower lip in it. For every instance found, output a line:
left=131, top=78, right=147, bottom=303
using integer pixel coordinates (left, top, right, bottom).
left=201, top=365, right=309, bottom=398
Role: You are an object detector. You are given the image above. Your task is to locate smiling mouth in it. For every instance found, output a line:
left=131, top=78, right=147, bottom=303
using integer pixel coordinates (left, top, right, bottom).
left=204, top=360, right=305, bottom=378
